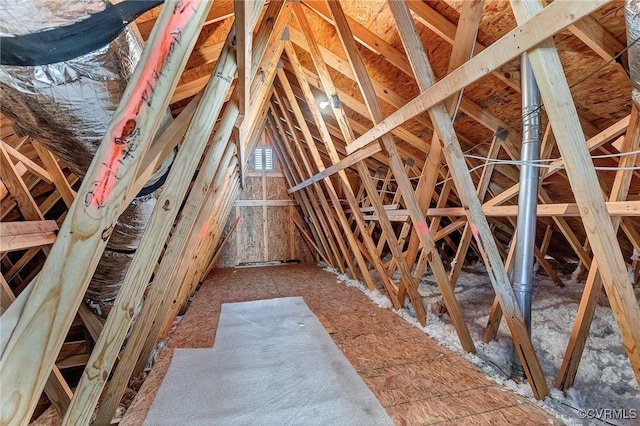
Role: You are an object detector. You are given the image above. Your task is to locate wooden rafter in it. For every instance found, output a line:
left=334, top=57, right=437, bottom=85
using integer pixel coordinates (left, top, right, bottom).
left=397, top=0, right=485, bottom=300
left=0, top=3, right=212, bottom=422
left=283, top=16, right=410, bottom=309
left=234, top=0, right=253, bottom=122
left=0, top=275, right=73, bottom=419
left=270, top=107, right=345, bottom=270
left=275, top=68, right=381, bottom=291
left=0, top=220, right=58, bottom=253
left=449, top=134, right=502, bottom=288
left=64, top=7, right=258, bottom=422
left=0, top=0, right=636, bottom=419
left=555, top=106, right=640, bottom=390
left=326, top=0, right=474, bottom=347
left=137, top=4, right=286, bottom=377
left=387, top=0, right=549, bottom=399
left=92, top=8, right=287, bottom=424
left=272, top=90, right=356, bottom=277
left=510, top=0, right=640, bottom=387
left=344, top=0, right=609, bottom=157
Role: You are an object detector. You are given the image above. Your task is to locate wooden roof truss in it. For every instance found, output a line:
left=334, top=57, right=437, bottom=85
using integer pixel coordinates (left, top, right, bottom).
left=0, top=0, right=639, bottom=423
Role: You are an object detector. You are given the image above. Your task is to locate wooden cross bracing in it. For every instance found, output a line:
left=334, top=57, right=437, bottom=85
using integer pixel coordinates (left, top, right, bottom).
left=1, top=1, right=639, bottom=423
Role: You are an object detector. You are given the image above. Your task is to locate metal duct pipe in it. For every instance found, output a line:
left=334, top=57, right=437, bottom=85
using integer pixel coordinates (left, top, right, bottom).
left=0, top=0, right=152, bottom=177
left=0, top=0, right=173, bottom=319
left=626, top=0, right=640, bottom=109
left=511, top=53, right=541, bottom=378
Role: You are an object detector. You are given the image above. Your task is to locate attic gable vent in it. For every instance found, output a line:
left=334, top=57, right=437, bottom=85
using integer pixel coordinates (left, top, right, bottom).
left=255, top=148, right=263, bottom=169
left=265, top=148, right=273, bottom=170
left=255, top=147, right=274, bottom=170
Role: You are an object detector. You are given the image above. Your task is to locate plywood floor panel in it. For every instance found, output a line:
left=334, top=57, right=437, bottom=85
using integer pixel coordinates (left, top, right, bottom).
left=122, top=264, right=557, bottom=425
left=144, top=298, right=393, bottom=426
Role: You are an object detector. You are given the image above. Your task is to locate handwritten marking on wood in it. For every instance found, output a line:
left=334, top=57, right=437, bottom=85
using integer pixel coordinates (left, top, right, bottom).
left=85, top=1, right=196, bottom=214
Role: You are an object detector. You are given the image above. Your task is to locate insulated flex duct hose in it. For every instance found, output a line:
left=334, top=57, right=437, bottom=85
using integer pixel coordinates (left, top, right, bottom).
left=0, top=0, right=174, bottom=319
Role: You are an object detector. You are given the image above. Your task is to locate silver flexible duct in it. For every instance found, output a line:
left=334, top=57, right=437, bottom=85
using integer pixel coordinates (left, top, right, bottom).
left=0, top=0, right=173, bottom=318
left=511, top=53, right=541, bottom=379
left=0, top=0, right=141, bottom=177
left=0, top=0, right=107, bottom=36
left=626, top=0, right=640, bottom=109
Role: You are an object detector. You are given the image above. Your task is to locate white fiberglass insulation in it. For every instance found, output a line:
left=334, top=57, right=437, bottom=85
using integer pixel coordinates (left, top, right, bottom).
left=323, top=262, right=640, bottom=425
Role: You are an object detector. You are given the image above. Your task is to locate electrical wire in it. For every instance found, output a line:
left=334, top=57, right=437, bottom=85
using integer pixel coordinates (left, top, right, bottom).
left=431, top=148, right=640, bottom=186
left=465, top=148, right=640, bottom=163
left=436, top=161, right=640, bottom=187
left=589, top=149, right=640, bottom=159
left=353, top=36, right=640, bottom=194
left=365, top=132, right=640, bottom=186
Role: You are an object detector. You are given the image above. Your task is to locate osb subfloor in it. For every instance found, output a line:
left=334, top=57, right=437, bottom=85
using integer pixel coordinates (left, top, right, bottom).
left=121, top=264, right=557, bottom=426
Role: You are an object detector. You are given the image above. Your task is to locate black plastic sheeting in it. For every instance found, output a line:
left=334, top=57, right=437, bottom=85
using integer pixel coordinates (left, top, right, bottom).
left=0, top=1, right=162, bottom=66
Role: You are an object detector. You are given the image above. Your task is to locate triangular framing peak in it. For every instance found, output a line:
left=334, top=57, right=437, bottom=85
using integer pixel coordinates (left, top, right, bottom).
left=0, top=1, right=638, bottom=424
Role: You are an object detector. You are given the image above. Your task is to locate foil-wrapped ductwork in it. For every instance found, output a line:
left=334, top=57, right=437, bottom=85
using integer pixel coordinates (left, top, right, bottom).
left=85, top=247, right=143, bottom=321
left=0, top=26, right=142, bottom=177
left=88, top=188, right=164, bottom=319
left=0, top=0, right=107, bottom=36
left=108, top=191, right=159, bottom=252
left=86, top=250, right=135, bottom=307
left=626, top=0, right=640, bottom=108
left=0, top=0, right=173, bottom=320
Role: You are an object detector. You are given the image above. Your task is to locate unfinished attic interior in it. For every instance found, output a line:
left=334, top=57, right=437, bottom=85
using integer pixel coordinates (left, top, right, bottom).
left=1, top=0, right=640, bottom=424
